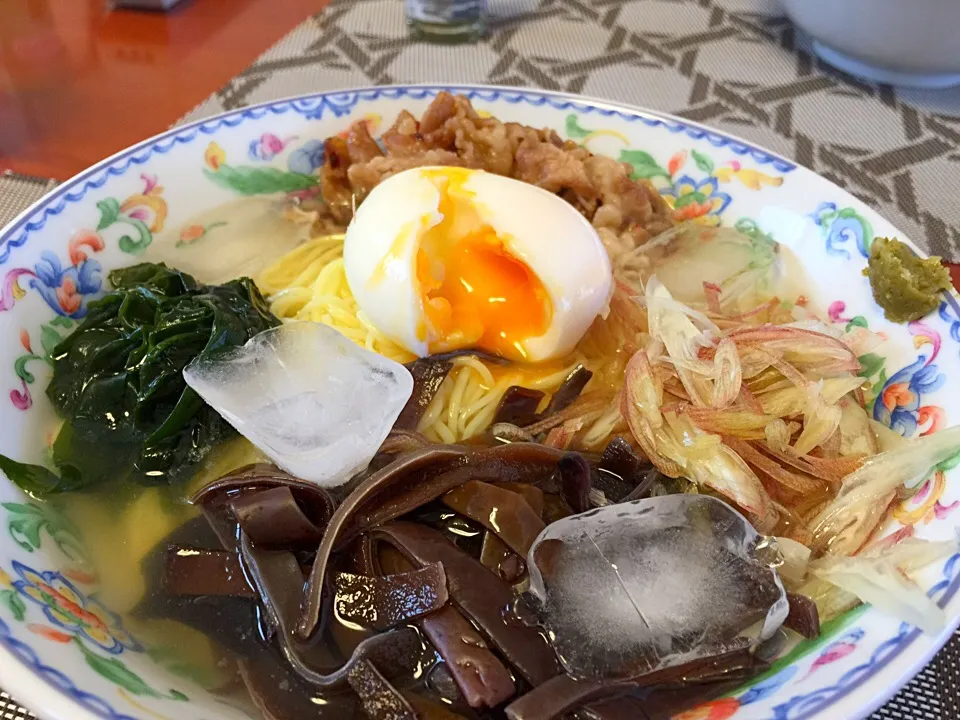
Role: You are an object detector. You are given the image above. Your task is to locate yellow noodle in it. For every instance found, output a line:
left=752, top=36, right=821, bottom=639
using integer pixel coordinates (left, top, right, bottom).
left=432, top=421, right=456, bottom=445
left=418, top=380, right=450, bottom=430
left=463, top=377, right=486, bottom=408
left=462, top=378, right=513, bottom=438
left=446, top=367, right=471, bottom=429
left=259, top=235, right=624, bottom=445
left=268, top=291, right=313, bottom=318
left=259, top=238, right=415, bottom=364
left=258, top=235, right=345, bottom=295
left=451, top=355, right=496, bottom=387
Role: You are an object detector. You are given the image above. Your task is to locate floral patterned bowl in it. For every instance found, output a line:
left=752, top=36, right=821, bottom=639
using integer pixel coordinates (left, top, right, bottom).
left=0, top=85, right=958, bottom=720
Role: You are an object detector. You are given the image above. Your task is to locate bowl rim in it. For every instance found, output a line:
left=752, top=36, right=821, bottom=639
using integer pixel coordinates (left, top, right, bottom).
left=1, top=82, right=798, bottom=263
left=0, top=82, right=956, bottom=720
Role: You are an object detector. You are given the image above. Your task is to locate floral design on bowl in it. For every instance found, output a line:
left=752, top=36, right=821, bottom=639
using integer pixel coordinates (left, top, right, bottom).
left=661, top=174, right=732, bottom=225
left=7, top=561, right=139, bottom=655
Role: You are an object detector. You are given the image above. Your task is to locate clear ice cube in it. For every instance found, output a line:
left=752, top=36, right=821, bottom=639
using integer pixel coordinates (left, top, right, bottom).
left=183, top=322, right=414, bottom=487
left=525, top=494, right=788, bottom=681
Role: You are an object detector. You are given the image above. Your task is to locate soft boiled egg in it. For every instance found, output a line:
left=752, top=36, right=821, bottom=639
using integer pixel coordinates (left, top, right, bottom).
left=343, top=166, right=613, bottom=363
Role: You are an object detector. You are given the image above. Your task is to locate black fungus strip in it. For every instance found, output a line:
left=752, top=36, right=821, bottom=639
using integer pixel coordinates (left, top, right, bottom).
left=623, top=467, right=661, bottom=502
left=557, top=452, right=592, bottom=514
left=442, top=481, right=546, bottom=556
left=599, top=438, right=643, bottom=483
left=584, top=677, right=749, bottom=720
left=298, top=444, right=564, bottom=640
left=192, top=464, right=335, bottom=549
left=424, top=663, right=465, bottom=706
left=135, top=519, right=263, bottom=658
left=347, top=659, right=417, bottom=720
left=493, top=482, right=545, bottom=517
left=395, top=359, right=453, bottom=430
left=479, top=532, right=513, bottom=578
left=418, top=349, right=510, bottom=366
left=491, top=423, right=536, bottom=444
left=403, top=691, right=472, bottom=719
left=504, top=675, right=631, bottom=720
left=633, top=648, right=760, bottom=686
left=231, top=486, right=325, bottom=549
left=355, top=443, right=564, bottom=532
left=589, top=470, right=633, bottom=505
left=494, top=387, right=547, bottom=427
left=497, top=554, right=526, bottom=583
left=298, top=446, right=466, bottom=639
left=544, top=366, right=593, bottom=415
left=542, top=495, right=573, bottom=525
left=506, top=649, right=761, bottom=720
left=424, top=606, right=515, bottom=707
left=239, top=533, right=423, bottom=689
left=237, top=534, right=332, bottom=666
left=160, top=546, right=254, bottom=598
left=784, top=592, right=820, bottom=639
left=378, top=429, right=433, bottom=456
left=137, top=593, right=263, bottom=659
left=372, top=521, right=560, bottom=687
left=581, top=695, right=652, bottom=720
left=597, top=437, right=656, bottom=502
left=334, top=563, right=449, bottom=632
left=379, top=546, right=516, bottom=709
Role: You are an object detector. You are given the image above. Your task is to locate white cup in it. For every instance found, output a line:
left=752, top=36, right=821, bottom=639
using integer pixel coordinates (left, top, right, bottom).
left=780, top=0, right=960, bottom=89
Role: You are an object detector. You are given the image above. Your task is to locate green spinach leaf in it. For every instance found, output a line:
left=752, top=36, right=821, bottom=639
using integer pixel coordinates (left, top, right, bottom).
left=0, top=455, right=82, bottom=498
left=1, top=263, right=279, bottom=497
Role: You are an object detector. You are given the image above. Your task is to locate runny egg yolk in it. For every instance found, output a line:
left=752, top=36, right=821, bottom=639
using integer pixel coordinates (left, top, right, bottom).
left=414, top=168, right=552, bottom=361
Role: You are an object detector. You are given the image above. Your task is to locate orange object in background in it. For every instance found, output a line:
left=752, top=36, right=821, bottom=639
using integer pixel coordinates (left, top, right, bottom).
left=0, top=0, right=323, bottom=180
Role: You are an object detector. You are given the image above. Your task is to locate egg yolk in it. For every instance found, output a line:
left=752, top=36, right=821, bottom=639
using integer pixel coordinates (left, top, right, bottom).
left=414, top=168, right=552, bottom=361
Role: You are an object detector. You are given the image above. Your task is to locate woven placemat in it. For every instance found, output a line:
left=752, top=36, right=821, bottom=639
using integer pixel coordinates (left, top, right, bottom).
left=3, top=0, right=960, bottom=717
left=0, top=690, right=35, bottom=720
left=0, top=172, right=58, bottom=230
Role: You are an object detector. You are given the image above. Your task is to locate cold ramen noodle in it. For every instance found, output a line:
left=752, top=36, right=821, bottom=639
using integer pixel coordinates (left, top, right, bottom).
left=2, top=93, right=959, bottom=720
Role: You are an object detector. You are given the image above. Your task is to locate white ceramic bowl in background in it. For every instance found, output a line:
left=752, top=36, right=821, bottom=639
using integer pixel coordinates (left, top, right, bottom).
left=1, top=85, right=959, bottom=720
left=780, top=0, right=960, bottom=88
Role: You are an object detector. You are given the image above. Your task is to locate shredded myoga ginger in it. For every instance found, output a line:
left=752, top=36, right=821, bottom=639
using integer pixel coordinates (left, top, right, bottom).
left=617, top=273, right=960, bottom=630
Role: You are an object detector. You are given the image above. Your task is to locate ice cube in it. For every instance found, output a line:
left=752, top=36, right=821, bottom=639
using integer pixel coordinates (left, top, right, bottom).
left=183, top=322, right=413, bottom=487
left=634, top=225, right=785, bottom=307
left=525, top=494, right=788, bottom=681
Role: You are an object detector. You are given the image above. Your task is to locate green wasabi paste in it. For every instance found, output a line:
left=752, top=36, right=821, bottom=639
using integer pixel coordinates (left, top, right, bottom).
left=863, top=237, right=951, bottom=323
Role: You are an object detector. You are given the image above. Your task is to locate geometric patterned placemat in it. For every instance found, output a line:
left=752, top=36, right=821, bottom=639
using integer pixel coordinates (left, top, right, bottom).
left=0, top=172, right=57, bottom=230
left=0, top=690, right=35, bottom=720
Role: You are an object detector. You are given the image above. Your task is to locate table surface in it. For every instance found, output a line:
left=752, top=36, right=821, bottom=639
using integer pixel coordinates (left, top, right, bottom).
left=2, top=0, right=960, bottom=718
left=0, top=0, right=324, bottom=179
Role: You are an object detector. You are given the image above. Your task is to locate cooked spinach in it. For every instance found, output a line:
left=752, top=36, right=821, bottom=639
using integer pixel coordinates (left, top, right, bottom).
left=0, top=455, right=83, bottom=498
left=1, top=263, right=279, bottom=497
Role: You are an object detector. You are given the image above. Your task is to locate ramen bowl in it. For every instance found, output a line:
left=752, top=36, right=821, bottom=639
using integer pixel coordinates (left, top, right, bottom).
left=0, top=86, right=958, bottom=720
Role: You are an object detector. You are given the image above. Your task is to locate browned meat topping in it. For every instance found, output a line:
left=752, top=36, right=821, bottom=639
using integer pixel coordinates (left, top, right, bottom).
left=315, top=92, right=674, bottom=252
